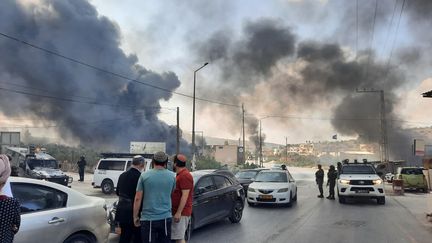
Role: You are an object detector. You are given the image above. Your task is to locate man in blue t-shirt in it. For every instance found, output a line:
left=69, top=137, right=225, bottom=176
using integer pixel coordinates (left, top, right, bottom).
left=133, top=151, right=176, bottom=243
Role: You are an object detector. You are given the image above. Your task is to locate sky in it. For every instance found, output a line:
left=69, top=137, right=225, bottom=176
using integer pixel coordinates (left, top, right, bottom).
left=88, top=0, right=431, bottom=144
left=0, top=0, right=431, bottom=151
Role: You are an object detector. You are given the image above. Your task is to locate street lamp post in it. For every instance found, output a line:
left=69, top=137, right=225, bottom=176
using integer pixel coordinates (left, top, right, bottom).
left=192, top=62, right=208, bottom=170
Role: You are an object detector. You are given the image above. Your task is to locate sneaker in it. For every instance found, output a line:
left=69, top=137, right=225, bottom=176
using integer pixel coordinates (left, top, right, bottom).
left=326, top=196, right=331, bottom=199
left=317, top=195, right=324, bottom=198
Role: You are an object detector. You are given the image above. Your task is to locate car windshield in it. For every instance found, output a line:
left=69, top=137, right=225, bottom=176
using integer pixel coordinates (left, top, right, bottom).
left=400, top=168, right=423, bottom=175
left=27, top=159, right=58, bottom=170
left=254, top=172, right=287, bottom=182
left=236, top=171, right=258, bottom=179
left=341, top=165, right=375, bottom=174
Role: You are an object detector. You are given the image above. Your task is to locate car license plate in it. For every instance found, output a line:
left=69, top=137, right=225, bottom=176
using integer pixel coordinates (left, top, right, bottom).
left=259, top=195, right=273, bottom=200
left=356, top=190, right=369, bottom=193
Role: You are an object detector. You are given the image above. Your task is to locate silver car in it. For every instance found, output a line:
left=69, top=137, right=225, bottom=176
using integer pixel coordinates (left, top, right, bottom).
left=8, top=177, right=110, bottom=243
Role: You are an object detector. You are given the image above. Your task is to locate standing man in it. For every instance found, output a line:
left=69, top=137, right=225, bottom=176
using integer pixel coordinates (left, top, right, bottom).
left=315, top=164, right=324, bottom=198
left=171, top=154, right=194, bottom=243
left=115, top=155, right=145, bottom=243
left=327, top=165, right=338, bottom=200
left=76, top=156, right=87, bottom=182
left=133, top=152, right=176, bottom=243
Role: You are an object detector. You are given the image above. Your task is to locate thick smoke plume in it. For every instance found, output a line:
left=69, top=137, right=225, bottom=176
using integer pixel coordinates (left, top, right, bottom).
left=194, top=1, right=432, bottom=161
left=0, top=0, right=188, bottom=153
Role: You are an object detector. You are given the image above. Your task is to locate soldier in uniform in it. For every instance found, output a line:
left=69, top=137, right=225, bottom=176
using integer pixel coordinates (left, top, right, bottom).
left=315, top=164, right=324, bottom=198
left=327, top=165, right=338, bottom=200
left=76, top=156, right=87, bottom=182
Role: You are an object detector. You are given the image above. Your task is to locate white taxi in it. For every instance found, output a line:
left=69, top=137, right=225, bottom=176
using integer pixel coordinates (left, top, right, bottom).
left=247, top=170, right=297, bottom=207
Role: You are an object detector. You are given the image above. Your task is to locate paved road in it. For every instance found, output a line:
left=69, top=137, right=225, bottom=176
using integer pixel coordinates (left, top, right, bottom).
left=70, top=169, right=432, bottom=243
left=188, top=167, right=432, bottom=243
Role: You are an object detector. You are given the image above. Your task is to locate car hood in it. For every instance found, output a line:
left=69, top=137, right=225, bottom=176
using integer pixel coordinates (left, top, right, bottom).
left=249, top=182, right=290, bottom=190
left=339, top=174, right=381, bottom=180
left=32, top=167, right=67, bottom=177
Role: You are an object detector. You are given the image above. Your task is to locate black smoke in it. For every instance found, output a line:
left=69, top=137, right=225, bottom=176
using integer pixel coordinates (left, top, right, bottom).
left=0, top=0, right=188, bottom=154
left=194, top=14, right=424, bottom=161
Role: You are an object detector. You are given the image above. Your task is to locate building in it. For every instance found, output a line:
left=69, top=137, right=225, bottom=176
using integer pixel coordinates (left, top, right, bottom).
left=1, top=131, right=20, bottom=153
left=214, top=145, right=243, bottom=167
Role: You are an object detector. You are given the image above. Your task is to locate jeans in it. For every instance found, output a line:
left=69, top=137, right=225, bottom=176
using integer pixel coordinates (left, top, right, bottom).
left=141, top=218, right=172, bottom=243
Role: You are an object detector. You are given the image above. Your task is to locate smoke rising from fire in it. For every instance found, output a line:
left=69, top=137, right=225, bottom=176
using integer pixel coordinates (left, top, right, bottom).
left=0, top=0, right=188, bottom=153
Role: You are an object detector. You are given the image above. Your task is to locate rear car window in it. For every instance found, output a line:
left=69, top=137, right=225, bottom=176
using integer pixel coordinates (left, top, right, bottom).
left=255, top=172, right=287, bottom=182
left=341, top=165, right=375, bottom=174
left=97, top=160, right=126, bottom=171
left=214, top=175, right=232, bottom=189
left=400, top=168, right=423, bottom=175
left=236, top=171, right=258, bottom=179
left=11, top=183, right=68, bottom=214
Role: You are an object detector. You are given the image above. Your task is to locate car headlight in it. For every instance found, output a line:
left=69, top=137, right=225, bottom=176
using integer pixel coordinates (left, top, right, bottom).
left=277, top=188, right=289, bottom=193
left=339, top=179, right=350, bottom=185
left=248, top=187, right=255, bottom=192
left=373, top=179, right=383, bottom=185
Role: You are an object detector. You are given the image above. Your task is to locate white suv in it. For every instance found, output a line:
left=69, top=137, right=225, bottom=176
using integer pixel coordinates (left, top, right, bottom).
left=337, top=163, right=385, bottom=205
left=92, top=154, right=153, bottom=194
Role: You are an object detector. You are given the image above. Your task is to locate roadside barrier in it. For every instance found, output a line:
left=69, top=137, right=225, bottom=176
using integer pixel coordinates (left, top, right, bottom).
left=392, top=179, right=404, bottom=195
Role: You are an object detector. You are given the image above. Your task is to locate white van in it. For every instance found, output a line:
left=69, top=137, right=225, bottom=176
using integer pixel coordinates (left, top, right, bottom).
left=92, top=154, right=153, bottom=194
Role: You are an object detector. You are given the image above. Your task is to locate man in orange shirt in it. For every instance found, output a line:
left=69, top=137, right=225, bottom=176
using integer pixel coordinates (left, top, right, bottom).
left=171, top=154, right=194, bottom=243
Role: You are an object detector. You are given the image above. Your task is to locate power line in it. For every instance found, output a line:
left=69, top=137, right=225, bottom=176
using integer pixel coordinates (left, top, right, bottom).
left=356, top=0, right=359, bottom=60
left=364, top=0, right=379, bottom=80
left=247, top=114, right=430, bottom=126
left=0, top=85, right=176, bottom=111
left=0, top=113, right=148, bottom=129
left=383, top=0, right=399, bottom=58
left=0, top=32, right=240, bottom=108
left=386, top=0, right=406, bottom=70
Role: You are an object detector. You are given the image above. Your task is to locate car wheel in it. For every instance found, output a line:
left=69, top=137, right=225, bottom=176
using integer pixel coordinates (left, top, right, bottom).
left=184, top=216, right=193, bottom=241
left=101, top=179, right=114, bottom=194
left=64, top=233, right=96, bottom=243
left=292, top=190, right=297, bottom=202
left=338, top=195, right=346, bottom=204
left=229, top=200, right=244, bottom=223
left=286, top=192, right=292, bottom=207
left=377, top=197, right=386, bottom=205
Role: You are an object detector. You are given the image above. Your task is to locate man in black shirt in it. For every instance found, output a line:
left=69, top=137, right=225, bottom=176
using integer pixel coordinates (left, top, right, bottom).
left=315, top=164, right=324, bottom=198
left=116, top=156, right=145, bottom=243
left=76, top=156, right=86, bottom=182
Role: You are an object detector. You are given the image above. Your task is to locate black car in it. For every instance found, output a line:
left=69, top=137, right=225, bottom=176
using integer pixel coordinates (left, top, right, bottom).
left=108, top=169, right=246, bottom=238
left=235, top=168, right=269, bottom=193
left=189, top=169, right=245, bottom=235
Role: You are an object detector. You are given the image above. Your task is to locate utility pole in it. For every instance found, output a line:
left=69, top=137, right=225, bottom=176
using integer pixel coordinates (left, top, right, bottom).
left=285, top=136, right=288, bottom=164
left=242, top=104, right=246, bottom=165
left=259, top=119, right=263, bottom=167
left=176, top=107, right=180, bottom=154
left=356, top=89, right=389, bottom=162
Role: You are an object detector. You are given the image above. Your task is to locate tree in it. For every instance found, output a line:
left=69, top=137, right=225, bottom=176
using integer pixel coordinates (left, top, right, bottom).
left=195, top=156, right=222, bottom=170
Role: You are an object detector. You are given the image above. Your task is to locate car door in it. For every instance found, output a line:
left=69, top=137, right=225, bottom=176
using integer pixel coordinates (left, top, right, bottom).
left=213, top=175, right=234, bottom=218
left=97, top=160, right=126, bottom=188
left=10, top=182, right=69, bottom=243
left=193, top=175, right=219, bottom=228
